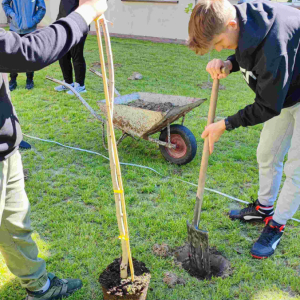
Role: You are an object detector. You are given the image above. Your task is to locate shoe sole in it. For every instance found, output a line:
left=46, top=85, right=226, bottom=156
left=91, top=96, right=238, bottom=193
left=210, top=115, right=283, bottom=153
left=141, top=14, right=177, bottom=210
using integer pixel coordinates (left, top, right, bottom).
left=52, top=289, right=80, bottom=299
left=56, top=286, right=82, bottom=299
left=251, top=254, right=269, bottom=259
left=251, top=250, right=274, bottom=259
left=19, top=145, right=31, bottom=150
left=26, top=286, right=82, bottom=300
left=229, top=215, right=265, bottom=222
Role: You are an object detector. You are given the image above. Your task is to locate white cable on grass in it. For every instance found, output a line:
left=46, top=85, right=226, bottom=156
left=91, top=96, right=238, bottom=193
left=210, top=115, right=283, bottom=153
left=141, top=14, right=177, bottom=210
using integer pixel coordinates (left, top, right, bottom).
left=23, top=133, right=300, bottom=223
left=23, top=134, right=163, bottom=175
left=174, top=178, right=250, bottom=204
left=24, top=134, right=110, bottom=160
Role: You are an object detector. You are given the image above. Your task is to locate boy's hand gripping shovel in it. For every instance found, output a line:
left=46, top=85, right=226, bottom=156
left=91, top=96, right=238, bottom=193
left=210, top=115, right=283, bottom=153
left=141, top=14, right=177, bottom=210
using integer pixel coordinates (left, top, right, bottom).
left=187, top=67, right=227, bottom=277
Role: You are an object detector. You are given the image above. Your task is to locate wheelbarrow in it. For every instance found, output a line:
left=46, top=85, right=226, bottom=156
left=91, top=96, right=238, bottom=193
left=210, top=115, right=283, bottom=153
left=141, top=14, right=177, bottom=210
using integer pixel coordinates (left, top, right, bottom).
left=97, top=92, right=206, bottom=165
left=45, top=76, right=206, bottom=165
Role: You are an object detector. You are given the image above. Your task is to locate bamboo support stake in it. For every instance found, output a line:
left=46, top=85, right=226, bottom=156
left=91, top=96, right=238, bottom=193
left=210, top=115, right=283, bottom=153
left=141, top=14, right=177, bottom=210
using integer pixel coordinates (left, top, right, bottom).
left=94, top=15, right=134, bottom=282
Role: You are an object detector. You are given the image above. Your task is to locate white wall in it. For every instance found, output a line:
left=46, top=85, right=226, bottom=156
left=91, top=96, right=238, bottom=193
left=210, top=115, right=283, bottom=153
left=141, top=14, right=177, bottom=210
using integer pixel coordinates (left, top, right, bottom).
left=1, top=0, right=298, bottom=39
left=96, top=0, right=192, bottom=40
left=1, top=0, right=194, bottom=40
left=39, top=0, right=59, bottom=26
left=0, top=5, right=7, bottom=24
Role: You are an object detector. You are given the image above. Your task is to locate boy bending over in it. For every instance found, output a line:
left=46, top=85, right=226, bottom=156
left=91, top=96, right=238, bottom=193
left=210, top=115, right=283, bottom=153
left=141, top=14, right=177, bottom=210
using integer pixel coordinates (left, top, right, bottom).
left=188, top=0, right=300, bottom=259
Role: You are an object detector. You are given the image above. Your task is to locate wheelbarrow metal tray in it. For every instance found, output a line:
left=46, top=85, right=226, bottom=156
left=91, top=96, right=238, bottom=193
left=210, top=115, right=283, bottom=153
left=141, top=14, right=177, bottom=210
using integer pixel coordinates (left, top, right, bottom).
left=97, top=92, right=206, bottom=138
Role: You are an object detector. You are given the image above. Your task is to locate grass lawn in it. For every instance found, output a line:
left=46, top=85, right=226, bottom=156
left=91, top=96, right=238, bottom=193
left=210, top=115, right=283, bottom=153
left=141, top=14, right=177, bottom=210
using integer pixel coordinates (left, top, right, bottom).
left=0, top=31, right=300, bottom=300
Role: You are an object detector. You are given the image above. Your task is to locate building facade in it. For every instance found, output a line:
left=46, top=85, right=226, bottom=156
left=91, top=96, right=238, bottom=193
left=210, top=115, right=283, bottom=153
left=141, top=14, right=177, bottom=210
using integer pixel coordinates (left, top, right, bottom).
left=0, top=0, right=298, bottom=41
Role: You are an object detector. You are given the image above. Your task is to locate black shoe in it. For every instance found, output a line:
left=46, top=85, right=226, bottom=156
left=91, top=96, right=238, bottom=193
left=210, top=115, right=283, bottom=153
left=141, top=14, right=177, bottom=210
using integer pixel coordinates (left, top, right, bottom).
left=9, top=80, right=17, bottom=91
left=251, top=219, right=285, bottom=259
left=26, top=80, right=34, bottom=90
left=19, top=140, right=31, bottom=150
left=229, top=199, right=274, bottom=222
left=26, top=273, right=83, bottom=300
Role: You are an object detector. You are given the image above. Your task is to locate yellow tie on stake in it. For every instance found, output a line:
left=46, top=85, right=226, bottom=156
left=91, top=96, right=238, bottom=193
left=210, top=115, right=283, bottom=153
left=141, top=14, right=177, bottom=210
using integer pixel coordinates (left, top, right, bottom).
left=114, top=190, right=123, bottom=194
left=94, top=15, right=135, bottom=282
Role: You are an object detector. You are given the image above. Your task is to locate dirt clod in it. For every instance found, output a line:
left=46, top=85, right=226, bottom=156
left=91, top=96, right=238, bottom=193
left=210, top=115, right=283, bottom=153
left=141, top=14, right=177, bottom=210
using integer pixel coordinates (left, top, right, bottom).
left=99, top=258, right=150, bottom=297
left=163, top=272, right=186, bottom=288
left=152, top=243, right=170, bottom=257
left=127, top=99, right=176, bottom=112
left=128, top=72, right=143, bottom=80
left=23, top=169, right=29, bottom=181
left=172, top=168, right=183, bottom=176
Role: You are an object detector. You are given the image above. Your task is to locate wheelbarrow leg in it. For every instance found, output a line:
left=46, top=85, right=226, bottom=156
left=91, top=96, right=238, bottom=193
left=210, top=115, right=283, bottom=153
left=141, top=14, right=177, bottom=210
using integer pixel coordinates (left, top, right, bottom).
left=117, top=132, right=137, bottom=146
left=117, top=133, right=129, bottom=145
left=181, top=114, right=186, bottom=126
left=167, top=122, right=171, bottom=146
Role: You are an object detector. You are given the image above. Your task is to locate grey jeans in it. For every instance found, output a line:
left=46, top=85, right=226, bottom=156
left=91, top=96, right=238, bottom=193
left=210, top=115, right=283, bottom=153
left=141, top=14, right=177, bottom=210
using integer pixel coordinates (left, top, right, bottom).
left=0, top=151, right=48, bottom=291
left=257, top=102, right=300, bottom=225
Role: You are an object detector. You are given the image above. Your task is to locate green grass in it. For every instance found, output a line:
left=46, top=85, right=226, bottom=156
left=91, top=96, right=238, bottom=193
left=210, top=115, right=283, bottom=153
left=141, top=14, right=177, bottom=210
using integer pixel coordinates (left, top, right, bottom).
left=0, top=33, right=300, bottom=300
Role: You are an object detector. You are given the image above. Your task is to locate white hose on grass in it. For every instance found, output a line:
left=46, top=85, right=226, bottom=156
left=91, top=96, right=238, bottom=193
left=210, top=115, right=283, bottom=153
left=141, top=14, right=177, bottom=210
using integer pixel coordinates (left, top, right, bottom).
left=23, top=133, right=300, bottom=223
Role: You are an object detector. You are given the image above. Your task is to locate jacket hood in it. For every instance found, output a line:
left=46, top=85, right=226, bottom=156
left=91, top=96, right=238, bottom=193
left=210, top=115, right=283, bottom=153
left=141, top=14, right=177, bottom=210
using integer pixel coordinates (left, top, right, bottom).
left=235, top=1, right=276, bottom=55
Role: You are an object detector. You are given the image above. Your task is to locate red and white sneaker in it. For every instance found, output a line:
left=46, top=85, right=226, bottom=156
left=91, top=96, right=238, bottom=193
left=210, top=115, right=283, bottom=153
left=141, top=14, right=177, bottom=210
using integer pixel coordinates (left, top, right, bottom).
left=229, top=199, right=274, bottom=222
left=250, top=218, right=285, bottom=259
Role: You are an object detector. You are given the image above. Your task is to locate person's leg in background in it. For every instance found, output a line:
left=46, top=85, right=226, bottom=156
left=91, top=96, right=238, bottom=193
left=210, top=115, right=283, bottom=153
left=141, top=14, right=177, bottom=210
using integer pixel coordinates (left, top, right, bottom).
left=54, top=50, right=75, bottom=92
left=9, top=72, right=18, bottom=91
left=8, top=29, right=18, bottom=92
left=25, top=71, right=35, bottom=90
left=67, top=34, right=87, bottom=95
left=15, top=33, right=35, bottom=91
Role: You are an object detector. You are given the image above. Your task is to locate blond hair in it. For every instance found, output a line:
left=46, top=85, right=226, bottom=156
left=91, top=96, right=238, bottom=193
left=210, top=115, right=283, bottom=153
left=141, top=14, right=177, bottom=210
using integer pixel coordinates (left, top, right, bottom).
left=188, top=0, right=235, bottom=55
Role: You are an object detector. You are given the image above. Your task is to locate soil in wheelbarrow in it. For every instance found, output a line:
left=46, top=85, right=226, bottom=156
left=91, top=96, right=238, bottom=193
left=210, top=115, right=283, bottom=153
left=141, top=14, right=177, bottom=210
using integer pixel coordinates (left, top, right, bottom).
left=127, top=99, right=178, bottom=112
left=153, top=243, right=232, bottom=282
left=99, top=258, right=151, bottom=299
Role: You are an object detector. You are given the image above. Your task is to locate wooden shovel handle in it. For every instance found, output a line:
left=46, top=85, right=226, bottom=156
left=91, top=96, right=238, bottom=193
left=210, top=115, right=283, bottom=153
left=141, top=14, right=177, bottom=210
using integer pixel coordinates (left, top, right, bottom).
left=193, top=67, right=227, bottom=227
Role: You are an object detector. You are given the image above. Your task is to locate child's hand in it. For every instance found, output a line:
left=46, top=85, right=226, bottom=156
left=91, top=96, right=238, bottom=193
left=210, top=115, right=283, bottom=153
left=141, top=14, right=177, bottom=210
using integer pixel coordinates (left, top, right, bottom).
left=76, top=0, right=108, bottom=25
left=206, top=59, right=232, bottom=79
left=201, top=120, right=226, bottom=154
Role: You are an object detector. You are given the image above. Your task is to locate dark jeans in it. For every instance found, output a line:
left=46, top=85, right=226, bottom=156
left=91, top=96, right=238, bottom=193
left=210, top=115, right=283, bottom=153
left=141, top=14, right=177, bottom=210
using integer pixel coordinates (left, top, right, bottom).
left=10, top=32, right=34, bottom=82
left=58, top=34, right=87, bottom=86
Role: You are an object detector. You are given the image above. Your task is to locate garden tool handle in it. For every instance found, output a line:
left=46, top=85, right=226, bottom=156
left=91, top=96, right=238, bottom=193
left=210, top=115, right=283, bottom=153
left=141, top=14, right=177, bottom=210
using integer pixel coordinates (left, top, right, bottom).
left=193, top=67, right=227, bottom=227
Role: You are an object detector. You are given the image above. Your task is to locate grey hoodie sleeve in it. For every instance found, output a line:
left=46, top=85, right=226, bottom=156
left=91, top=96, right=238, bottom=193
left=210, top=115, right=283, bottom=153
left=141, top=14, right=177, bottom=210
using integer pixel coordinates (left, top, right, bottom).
left=0, top=12, right=88, bottom=73
left=227, top=55, right=291, bottom=129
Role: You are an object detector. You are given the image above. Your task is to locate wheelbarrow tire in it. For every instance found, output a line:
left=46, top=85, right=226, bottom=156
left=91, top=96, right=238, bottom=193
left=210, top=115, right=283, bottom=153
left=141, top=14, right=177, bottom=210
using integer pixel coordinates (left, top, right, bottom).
left=159, top=124, right=197, bottom=165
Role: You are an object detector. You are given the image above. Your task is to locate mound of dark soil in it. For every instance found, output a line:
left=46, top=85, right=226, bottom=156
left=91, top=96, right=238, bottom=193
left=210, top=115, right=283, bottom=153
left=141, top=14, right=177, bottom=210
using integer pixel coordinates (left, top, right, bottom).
left=99, top=258, right=150, bottom=297
left=127, top=99, right=176, bottom=112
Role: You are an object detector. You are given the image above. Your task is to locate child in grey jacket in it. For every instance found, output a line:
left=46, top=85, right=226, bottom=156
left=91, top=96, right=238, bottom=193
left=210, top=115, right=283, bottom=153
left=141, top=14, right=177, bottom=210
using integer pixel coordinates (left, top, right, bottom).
left=2, top=0, right=46, bottom=91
